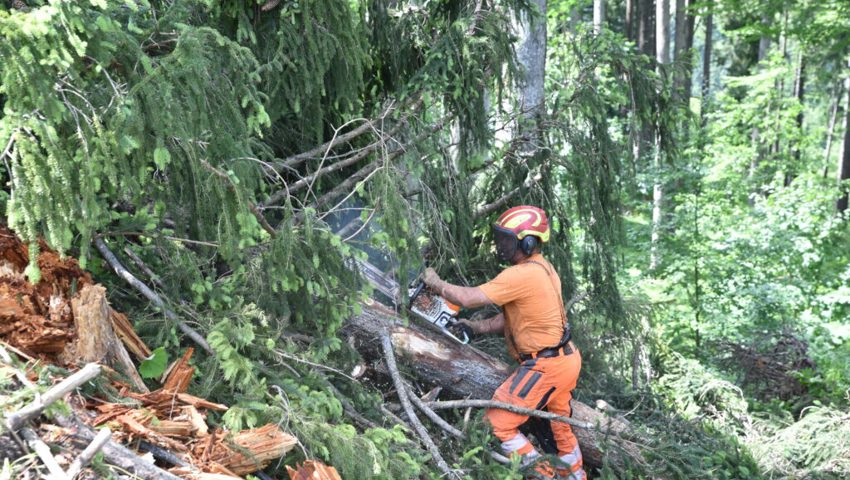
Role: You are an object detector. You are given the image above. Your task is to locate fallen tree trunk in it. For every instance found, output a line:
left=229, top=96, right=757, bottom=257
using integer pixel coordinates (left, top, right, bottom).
left=346, top=300, right=643, bottom=470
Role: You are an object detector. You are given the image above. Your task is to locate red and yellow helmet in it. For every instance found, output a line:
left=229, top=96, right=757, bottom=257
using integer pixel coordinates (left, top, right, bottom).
left=492, top=206, right=550, bottom=261
left=494, top=206, right=550, bottom=242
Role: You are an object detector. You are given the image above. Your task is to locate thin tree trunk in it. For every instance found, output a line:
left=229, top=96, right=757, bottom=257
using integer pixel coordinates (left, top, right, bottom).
left=786, top=52, right=805, bottom=186
left=674, top=0, right=694, bottom=100
left=593, top=0, right=606, bottom=33
left=758, top=13, right=772, bottom=63
left=824, top=84, right=841, bottom=176
left=651, top=0, right=670, bottom=272
left=638, top=0, right=655, bottom=58
left=701, top=2, right=713, bottom=127
left=837, top=59, right=850, bottom=213
left=626, top=0, right=635, bottom=41
left=748, top=14, right=773, bottom=204
left=771, top=9, right=789, bottom=159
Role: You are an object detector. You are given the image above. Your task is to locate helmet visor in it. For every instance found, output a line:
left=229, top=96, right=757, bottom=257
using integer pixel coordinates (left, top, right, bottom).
left=493, top=225, right=518, bottom=262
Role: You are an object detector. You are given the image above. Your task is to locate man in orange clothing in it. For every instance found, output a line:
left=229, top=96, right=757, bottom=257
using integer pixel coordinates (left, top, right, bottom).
left=423, top=206, right=585, bottom=479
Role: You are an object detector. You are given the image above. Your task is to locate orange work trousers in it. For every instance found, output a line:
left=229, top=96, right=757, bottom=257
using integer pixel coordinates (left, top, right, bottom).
left=485, top=342, right=585, bottom=479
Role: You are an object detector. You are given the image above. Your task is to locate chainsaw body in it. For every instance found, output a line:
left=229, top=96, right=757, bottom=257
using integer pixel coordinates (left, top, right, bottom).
left=408, top=280, right=471, bottom=344
left=352, top=258, right=471, bottom=344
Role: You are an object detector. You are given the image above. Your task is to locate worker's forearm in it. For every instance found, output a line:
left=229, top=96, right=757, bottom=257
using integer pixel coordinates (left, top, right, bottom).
left=472, top=313, right=504, bottom=334
left=433, top=280, right=491, bottom=309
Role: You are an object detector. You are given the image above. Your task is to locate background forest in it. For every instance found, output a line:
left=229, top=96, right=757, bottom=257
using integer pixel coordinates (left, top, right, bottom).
left=1, top=0, right=849, bottom=478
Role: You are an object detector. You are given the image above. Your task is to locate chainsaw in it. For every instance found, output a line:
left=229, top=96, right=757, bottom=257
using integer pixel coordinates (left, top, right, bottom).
left=354, top=258, right=472, bottom=344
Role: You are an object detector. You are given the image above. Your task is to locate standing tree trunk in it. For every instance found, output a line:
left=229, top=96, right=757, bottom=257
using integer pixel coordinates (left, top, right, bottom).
left=625, top=0, right=635, bottom=41
left=513, top=0, right=547, bottom=155
left=674, top=0, right=695, bottom=101
left=748, top=14, right=773, bottom=204
left=701, top=1, right=713, bottom=125
left=593, top=0, right=606, bottom=34
left=786, top=52, right=805, bottom=186
left=650, top=0, right=670, bottom=272
left=824, top=83, right=842, bottom=176
left=515, top=0, right=547, bottom=121
left=838, top=59, right=850, bottom=213
left=638, top=0, right=655, bottom=58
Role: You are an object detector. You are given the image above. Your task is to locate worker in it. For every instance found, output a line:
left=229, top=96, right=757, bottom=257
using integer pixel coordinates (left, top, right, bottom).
left=423, top=205, right=585, bottom=480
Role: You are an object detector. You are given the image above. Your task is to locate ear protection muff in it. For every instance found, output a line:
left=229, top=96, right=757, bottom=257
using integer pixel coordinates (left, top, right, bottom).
left=519, top=235, right=538, bottom=256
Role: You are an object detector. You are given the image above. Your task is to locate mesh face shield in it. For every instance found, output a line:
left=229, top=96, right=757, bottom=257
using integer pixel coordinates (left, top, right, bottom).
left=493, top=225, right=519, bottom=262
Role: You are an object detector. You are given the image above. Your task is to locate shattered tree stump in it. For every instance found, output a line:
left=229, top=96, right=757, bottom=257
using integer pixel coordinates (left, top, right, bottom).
left=346, top=301, right=644, bottom=470
left=62, top=284, right=148, bottom=392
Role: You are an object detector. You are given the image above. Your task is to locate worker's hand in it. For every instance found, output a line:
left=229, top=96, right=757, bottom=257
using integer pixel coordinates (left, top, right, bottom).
left=457, top=318, right=478, bottom=334
left=422, top=267, right=442, bottom=288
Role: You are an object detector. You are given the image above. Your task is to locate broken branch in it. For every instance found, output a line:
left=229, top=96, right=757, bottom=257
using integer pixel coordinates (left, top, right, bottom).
left=6, top=363, right=101, bottom=432
left=65, top=427, right=112, bottom=479
left=94, top=238, right=213, bottom=355
left=20, top=427, right=68, bottom=480
left=423, top=399, right=594, bottom=430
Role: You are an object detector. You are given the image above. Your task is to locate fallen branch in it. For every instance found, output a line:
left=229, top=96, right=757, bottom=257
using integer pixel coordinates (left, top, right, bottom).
left=20, top=427, right=68, bottom=480
left=6, top=363, right=101, bottom=432
left=94, top=237, right=213, bottom=355
left=309, top=119, right=447, bottom=215
left=55, top=414, right=185, bottom=480
left=65, top=427, right=112, bottom=478
left=422, top=399, right=594, bottom=430
left=380, top=333, right=460, bottom=480
left=406, top=384, right=512, bottom=465
left=406, top=384, right=464, bottom=439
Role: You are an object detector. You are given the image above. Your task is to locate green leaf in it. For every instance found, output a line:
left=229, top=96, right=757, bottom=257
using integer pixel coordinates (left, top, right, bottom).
left=139, top=347, right=169, bottom=379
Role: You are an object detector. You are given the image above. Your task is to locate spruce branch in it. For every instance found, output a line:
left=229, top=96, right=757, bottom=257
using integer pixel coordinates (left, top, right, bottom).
left=94, top=238, right=213, bottom=354
left=198, top=159, right=277, bottom=238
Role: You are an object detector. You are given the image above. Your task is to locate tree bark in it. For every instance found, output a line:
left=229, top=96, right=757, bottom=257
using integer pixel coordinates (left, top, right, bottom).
left=701, top=1, right=713, bottom=119
left=625, top=0, right=635, bottom=41
left=593, top=0, right=606, bottom=34
left=637, top=0, right=655, bottom=58
left=345, top=301, right=644, bottom=471
left=838, top=58, right=850, bottom=213
left=515, top=0, right=547, bottom=120
left=673, top=0, right=695, bottom=100
left=61, top=284, right=148, bottom=392
left=824, top=83, right=842, bottom=175
left=650, top=0, right=670, bottom=272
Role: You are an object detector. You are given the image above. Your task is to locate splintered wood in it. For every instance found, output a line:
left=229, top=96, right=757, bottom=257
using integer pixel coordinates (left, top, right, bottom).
left=1, top=228, right=301, bottom=479
left=0, top=226, right=149, bottom=365
left=286, top=460, right=342, bottom=480
left=89, top=348, right=297, bottom=478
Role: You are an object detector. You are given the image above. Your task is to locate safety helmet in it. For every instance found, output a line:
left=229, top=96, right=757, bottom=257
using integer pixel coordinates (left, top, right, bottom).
left=492, top=206, right=550, bottom=262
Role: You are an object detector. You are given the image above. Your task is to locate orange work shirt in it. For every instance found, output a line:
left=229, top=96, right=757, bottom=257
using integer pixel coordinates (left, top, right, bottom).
left=478, top=253, right=566, bottom=359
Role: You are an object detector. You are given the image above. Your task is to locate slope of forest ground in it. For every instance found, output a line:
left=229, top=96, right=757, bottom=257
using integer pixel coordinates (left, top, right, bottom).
left=2, top=0, right=850, bottom=479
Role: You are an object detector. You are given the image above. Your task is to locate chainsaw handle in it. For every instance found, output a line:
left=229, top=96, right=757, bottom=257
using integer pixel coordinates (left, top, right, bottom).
left=448, top=321, right=473, bottom=344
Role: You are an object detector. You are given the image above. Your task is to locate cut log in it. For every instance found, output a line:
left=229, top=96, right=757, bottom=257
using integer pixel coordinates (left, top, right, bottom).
left=62, top=284, right=148, bottom=392
left=346, top=301, right=643, bottom=470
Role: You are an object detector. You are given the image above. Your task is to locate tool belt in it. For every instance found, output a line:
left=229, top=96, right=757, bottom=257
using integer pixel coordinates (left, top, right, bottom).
left=518, top=334, right=573, bottom=362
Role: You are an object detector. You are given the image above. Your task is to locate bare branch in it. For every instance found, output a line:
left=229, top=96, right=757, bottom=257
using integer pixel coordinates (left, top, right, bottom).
left=94, top=238, right=213, bottom=354
left=20, top=428, right=68, bottom=480
left=5, top=363, right=101, bottom=432
left=65, top=428, right=112, bottom=479
left=423, top=399, right=594, bottom=430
